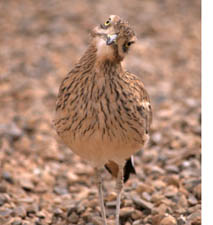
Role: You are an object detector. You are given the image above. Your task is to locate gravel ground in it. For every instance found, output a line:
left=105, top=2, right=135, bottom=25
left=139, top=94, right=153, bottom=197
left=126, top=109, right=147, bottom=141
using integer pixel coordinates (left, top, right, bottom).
left=0, top=0, right=201, bottom=224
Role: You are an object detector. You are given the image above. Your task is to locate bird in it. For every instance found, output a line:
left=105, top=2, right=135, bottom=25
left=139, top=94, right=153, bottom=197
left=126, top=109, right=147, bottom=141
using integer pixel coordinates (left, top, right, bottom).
left=54, top=15, right=152, bottom=225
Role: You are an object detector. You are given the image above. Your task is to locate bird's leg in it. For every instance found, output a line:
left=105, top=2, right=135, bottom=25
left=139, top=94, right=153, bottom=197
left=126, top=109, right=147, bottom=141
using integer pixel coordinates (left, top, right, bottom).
left=115, top=163, right=124, bottom=225
left=95, top=168, right=107, bottom=225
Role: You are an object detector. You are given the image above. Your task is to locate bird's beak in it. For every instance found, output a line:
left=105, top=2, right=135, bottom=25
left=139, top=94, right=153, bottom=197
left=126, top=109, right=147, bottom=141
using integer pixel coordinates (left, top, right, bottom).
left=106, top=34, right=118, bottom=45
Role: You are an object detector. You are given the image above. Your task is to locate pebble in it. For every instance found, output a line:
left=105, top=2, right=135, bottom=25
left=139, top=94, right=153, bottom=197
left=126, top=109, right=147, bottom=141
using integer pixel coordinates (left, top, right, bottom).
left=26, top=204, right=39, bottom=215
left=177, top=215, right=186, bottom=225
left=106, top=201, right=116, bottom=208
left=36, top=210, right=46, bottom=219
left=165, top=175, right=180, bottom=188
left=90, top=216, right=103, bottom=225
left=11, top=219, right=23, bottom=225
left=132, top=196, right=153, bottom=212
left=151, top=193, right=164, bottom=204
left=142, top=192, right=152, bottom=201
left=53, top=208, right=63, bottom=217
left=106, top=192, right=117, bottom=201
left=187, top=210, right=201, bottom=224
left=2, top=171, right=14, bottom=184
left=131, top=209, right=143, bottom=220
left=152, top=214, right=164, bottom=225
left=164, top=185, right=178, bottom=198
left=20, top=179, right=34, bottom=192
left=188, top=194, right=198, bottom=206
left=165, top=165, right=179, bottom=173
left=19, top=197, right=34, bottom=203
left=152, top=180, right=166, bottom=190
left=0, top=208, right=13, bottom=217
left=184, top=179, right=201, bottom=193
left=67, top=212, right=79, bottom=223
left=133, top=220, right=143, bottom=225
left=4, top=122, right=23, bottom=140
left=120, top=207, right=135, bottom=218
left=53, top=186, right=69, bottom=195
left=14, top=206, right=27, bottom=218
left=151, top=166, right=165, bottom=175
left=136, top=183, right=154, bottom=194
left=152, top=132, right=162, bottom=143
left=193, top=183, right=201, bottom=200
left=0, top=194, right=8, bottom=206
left=0, top=184, right=7, bottom=193
left=123, top=199, right=133, bottom=207
left=160, top=214, right=177, bottom=225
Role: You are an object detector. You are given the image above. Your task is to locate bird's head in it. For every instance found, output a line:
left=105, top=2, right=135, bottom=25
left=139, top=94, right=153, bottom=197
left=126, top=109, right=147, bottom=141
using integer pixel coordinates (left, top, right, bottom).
left=91, top=15, right=136, bottom=62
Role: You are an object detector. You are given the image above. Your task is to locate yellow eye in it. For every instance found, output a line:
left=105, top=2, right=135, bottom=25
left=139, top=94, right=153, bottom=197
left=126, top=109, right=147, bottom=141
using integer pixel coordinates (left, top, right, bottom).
left=104, top=19, right=111, bottom=26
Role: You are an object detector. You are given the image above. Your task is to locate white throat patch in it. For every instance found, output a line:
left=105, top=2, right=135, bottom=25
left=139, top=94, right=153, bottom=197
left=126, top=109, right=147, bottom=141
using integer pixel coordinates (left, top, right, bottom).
left=96, top=38, right=114, bottom=60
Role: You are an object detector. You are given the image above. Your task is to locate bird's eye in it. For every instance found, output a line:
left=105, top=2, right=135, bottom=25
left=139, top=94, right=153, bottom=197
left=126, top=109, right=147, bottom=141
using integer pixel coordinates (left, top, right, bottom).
left=126, top=42, right=133, bottom=47
left=104, top=19, right=111, bottom=26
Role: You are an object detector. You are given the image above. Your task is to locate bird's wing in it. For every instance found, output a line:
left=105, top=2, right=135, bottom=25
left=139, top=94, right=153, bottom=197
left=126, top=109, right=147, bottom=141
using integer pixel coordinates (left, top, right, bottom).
left=124, top=71, right=152, bottom=134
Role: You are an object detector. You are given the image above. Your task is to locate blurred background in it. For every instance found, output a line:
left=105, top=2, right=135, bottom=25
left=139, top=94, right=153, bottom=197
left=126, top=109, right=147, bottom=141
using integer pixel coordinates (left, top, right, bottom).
left=0, top=0, right=201, bottom=224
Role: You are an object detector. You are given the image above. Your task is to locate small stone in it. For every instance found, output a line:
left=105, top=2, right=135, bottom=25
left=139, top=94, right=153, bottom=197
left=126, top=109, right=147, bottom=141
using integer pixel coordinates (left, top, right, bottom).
left=131, top=209, right=143, bottom=220
left=152, top=132, right=162, bottom=143
left=177, top=193, right=188, bottom=209
left=26, top=204, right=39, bottom=215
left=0, top=194, right=8, bottom=206
left=188, top=194, right=198, bottom=206
left=184, top=179, right=200, bottom=193
left=187, top=211, right=201, bottom=224
left=4, top=123, right=22, bottom=140
left=66, top=171, right=78, bottom=183
left=165, top=175, right=180, bottom=188
left=14, top=206, right=26, bottom=218
left=106, top=200, right=116, bottom=208
left=193, top=183, right=201, bottom=200
left=0, top=208, right=12, bottom=217
left=76, top=204, right=86, bottom=214
left=125, top=222, right=131, bottom=225
left=11, top=219, right=23, bottom=225
left=165, top=165, right=179, bottom=173
left=132, top=196, right=153, bottom=212
left=142, top=192, right=152, bottom=201
left=158, top=203, right=168, bottom=215
left=37, top=210, right=46, bottom=219
left=53, top=208, right=63, bottom=217
left=136, top=183, right=154, bottom=194
left=153, top=180, right=166, bottom=190
left=21, top=220, right=30, bottom=225
left=133, top=220, right=143, bottom=225
left=152, top=214, right=164, bottom=225
left=20, top=179, right=34, bottom=191
left=164, top=185, right=178, bottom=198
left=151, top=166, right=165, bottom=175
left=0, top=184, right=7, bottom=193
left=120, top=207, right=135, bottom=218
left=67, top=212, right=79, bottom=223
left=91, top=216, right=103, bottom=225
left=177, top=215, right=186, bottom=225
left=106, top=192, right=117, bottom=201
left=87, top=198, right=99, bottom=208
left=123, top=199, right=133, bottom=207
left=151, top=193, right=164, bottom=204
left=53, top=186, right=68, bottom=195
left=2, top=171, right=14, bottom=184
left=19, top=197, right=34, bottom=203
left=160, top=214, right=177, bottom=225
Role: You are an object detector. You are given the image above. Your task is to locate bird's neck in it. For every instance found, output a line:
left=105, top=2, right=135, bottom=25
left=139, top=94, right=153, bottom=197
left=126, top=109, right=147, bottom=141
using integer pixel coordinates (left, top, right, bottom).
left=78, top=43, right=124, bottom=78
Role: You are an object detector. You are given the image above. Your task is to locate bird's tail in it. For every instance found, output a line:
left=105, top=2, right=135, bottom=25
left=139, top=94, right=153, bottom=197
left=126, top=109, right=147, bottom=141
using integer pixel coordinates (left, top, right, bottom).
left=105, top=156, right=136, bottom=183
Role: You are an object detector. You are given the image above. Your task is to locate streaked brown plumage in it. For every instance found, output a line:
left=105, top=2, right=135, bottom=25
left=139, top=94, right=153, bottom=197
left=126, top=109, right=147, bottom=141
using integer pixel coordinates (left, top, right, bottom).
left=54, top=15, right=152, bottom=225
